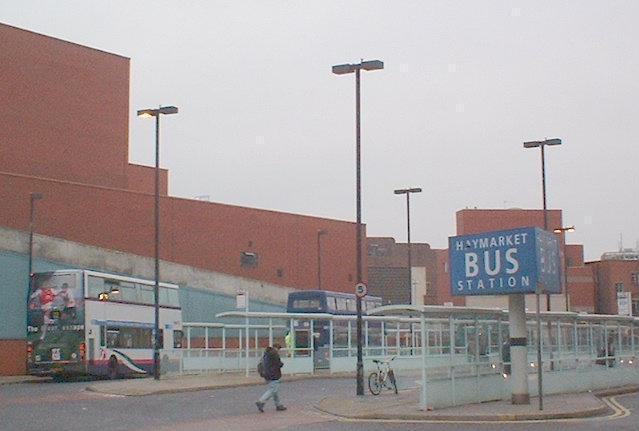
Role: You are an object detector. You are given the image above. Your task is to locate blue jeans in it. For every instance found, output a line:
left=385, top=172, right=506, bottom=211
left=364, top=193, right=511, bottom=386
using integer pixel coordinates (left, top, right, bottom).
left=258, top=379, right=282, bottom=407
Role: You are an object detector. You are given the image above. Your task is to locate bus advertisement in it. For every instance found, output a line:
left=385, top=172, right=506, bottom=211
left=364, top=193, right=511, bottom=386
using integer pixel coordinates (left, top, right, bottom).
left=27, top=270, right=182, bottom=379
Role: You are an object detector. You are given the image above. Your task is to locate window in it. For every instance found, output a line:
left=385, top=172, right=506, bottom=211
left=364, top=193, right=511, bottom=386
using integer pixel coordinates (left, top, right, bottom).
left=119, top=282, right=136, bottom=302
left=138, top=285, right=154, bottom=305
left=346, top=298, right=355, bottom=312
left=240, top=252, right=258, bottom=267
left=327, top=296, right=337, bottom=312
left=173, top=330, right=183, bottom=348
left=102, top=326, right=163, bottom=349
left=336, top=298, right=347, bottom=312
left=88, top=276, right=105, bottom=299
left=293, top=299, right=321, bottom=310
left=159, top=287, right=179, bottom=307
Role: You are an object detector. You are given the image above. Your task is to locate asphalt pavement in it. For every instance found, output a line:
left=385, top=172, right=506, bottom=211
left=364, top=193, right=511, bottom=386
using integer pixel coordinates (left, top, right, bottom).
left=2, top=373, right=639, bottom=431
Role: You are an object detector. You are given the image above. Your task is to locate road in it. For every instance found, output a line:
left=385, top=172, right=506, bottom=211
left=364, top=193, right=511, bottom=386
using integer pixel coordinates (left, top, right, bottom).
left=1, top=376, right=638, bottom=431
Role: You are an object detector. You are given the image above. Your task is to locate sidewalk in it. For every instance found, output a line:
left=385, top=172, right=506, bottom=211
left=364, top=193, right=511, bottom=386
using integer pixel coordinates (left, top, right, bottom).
left=86, top=371, right=352, bottom=396
left=315, top=388, right=616, bottom=421
left=0, top=375, right=50, bottom=386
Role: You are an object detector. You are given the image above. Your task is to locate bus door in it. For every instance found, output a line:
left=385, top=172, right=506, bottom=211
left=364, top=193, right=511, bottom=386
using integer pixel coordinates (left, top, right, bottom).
left=313, top=320, right=330, bottom=370
left=293, top=320, right=311, bottom=356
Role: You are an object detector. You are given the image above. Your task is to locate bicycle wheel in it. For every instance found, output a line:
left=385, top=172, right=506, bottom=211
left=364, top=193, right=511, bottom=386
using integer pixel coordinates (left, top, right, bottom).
left=368, top=372, right=381, bottom=395
left=387, top=369, right=398, bottom=394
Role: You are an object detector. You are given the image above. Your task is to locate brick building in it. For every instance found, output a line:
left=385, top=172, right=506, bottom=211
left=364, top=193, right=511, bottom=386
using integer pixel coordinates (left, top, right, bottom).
left=369, top=209, right=598, bottom=312
left=367, top=237, right=436, bottom=305
left=0, top=23, right=364, bottom=374
left=587, top=250, right=639, bottom=315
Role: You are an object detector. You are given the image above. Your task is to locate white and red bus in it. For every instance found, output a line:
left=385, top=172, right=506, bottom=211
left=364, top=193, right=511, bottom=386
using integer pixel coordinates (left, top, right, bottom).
left=27, top=269, right=182, bottom=378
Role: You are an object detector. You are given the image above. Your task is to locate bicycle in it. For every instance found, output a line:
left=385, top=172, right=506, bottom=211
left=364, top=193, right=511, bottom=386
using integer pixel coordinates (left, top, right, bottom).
left=368, top=356, right=398, bottom=395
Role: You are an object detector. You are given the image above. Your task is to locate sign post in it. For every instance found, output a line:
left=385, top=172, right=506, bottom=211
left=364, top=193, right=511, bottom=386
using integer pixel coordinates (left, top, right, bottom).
left=236, top=291, right=249, bottom=377
left=449, top=227, right=561, bottom=407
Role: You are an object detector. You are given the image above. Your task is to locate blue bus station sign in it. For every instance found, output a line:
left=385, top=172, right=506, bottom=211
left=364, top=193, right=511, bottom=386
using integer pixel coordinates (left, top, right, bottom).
left=449, top=227, right=561, bottom=296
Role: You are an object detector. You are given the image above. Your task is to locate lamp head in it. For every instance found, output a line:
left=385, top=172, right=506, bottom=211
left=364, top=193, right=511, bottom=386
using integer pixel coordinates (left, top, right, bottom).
left=137, top=106, right=179, bottom=118
left=332, top=64, right=355, bottom=75
left=523, top=138, right=562, bottom=148
left=360, top=60, right=384, bottom=71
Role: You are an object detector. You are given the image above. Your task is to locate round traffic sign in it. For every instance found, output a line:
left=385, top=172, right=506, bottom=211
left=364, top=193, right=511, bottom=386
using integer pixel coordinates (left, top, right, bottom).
left=355, top=283, right=367, bottom=298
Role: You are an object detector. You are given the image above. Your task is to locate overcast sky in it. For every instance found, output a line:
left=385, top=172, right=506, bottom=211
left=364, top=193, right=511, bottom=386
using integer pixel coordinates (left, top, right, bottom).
left=3, top=1, right=638, bottom=261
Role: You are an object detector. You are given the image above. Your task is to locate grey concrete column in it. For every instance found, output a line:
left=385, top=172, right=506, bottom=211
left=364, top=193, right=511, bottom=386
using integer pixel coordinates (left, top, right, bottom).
left=509, top=294, right=530, bottom=404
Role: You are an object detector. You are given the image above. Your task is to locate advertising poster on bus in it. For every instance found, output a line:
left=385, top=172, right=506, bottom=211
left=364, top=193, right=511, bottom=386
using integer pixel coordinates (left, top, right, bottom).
left=27, top=272, right=85, bottom=371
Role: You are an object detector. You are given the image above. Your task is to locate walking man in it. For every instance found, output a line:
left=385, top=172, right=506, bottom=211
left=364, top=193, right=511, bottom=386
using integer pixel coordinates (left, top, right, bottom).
left=256, top=343, right=287, bottom=412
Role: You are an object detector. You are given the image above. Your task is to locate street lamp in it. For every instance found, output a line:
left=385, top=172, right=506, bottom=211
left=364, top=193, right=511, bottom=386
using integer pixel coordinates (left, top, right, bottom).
left=28, top=192, right=44, bottom=278
left=523, top=137, right=562, bottom=411
left=554, top=226, right=575, bottom=311
left=332, top=58, right=384, bottom=396
left=137, top=105, right=178, bottom=380
left=394, top=188, right=422, bottom=304
left=317, top=229, right=327, bottom=290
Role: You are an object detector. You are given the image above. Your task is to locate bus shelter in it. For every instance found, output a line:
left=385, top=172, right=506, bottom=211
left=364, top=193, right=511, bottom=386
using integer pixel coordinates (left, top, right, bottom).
left=178, top=307, right=639, bottom=410
left=368, top=305, right=639, bottom=410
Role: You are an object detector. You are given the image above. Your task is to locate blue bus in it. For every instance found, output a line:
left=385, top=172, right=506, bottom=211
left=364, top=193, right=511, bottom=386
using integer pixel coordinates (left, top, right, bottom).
left=286, top=290, right=382, bottom=368
left=287, top=290, right=382, bottom=315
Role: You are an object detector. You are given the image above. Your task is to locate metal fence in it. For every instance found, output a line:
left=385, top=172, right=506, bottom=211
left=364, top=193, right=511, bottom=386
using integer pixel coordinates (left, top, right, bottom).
left=169, top=306, right=639, bottom=408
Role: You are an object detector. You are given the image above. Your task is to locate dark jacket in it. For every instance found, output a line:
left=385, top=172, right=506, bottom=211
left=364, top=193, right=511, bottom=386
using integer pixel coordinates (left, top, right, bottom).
left=263, top=347, right=283, bottom=381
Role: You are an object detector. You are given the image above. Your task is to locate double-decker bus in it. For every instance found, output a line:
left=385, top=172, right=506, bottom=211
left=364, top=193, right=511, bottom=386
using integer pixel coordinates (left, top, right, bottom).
left=286, top=290, right=382, bottom=367
left=26, top=270, right=182, bottom=379
left=287, top=290, right=382, bottom=315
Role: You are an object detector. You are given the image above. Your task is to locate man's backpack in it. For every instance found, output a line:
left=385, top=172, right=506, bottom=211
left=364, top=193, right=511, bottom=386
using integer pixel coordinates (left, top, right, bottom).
left=257, top=354, right=267, bottom=378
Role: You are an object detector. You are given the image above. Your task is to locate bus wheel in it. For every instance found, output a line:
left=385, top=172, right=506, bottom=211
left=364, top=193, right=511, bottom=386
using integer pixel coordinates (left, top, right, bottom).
left=108, top=356, right=119, bottom=380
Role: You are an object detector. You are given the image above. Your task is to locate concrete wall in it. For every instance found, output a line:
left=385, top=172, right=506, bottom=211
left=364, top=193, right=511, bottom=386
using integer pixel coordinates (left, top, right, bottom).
left=0, top=226, right=288, bottom=375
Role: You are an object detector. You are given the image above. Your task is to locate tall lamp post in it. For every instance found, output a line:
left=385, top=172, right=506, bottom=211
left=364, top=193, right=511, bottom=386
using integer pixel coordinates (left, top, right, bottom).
left=137, top=105, right=178, bottom=381
left=394, top=188, right=422, bottom=304
left=28, top=192, right=44, bottom=278
left=332, top=59, right=384, bottom=396
left=317, top=229, right=327, bottom=290
left=523, top=137, right=562, bottom=410
left=554, top=226, right=575, bottom=311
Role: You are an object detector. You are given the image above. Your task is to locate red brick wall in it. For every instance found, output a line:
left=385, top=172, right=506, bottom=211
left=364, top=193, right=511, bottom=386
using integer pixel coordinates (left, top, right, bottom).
left=588, top=260, right=639, bottom=315
left=126, top=164, right=168, bottom=195
left=0, top=171, right=363, bottom=292
left=566, top=244, right=584, bottom=267
left=456, top=208, right=563, bottom=235
left=0, top=23, right=130, bottom=189
left=431, top=249, right=465, bottom=306
left=566, top=266, right=596, bottom=312
left=0, top=340, right=26, bottom=375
